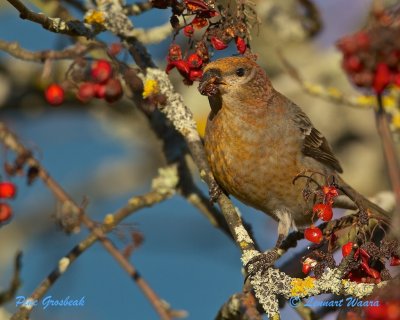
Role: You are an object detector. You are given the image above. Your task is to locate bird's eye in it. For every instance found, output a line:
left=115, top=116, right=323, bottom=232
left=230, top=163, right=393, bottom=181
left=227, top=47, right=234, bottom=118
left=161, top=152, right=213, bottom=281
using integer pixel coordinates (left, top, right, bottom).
left=236, top=68, right=245, bottom=77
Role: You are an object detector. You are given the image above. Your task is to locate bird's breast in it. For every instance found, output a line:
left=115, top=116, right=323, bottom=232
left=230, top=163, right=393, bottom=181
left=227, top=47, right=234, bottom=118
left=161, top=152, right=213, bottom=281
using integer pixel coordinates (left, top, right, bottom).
left=204, top=108, right=311, bottom=222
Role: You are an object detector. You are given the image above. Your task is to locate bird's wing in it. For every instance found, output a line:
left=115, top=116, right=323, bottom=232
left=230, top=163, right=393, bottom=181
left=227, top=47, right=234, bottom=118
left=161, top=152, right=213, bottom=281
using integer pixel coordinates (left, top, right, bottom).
left=292, top=106, right=343, bottom=173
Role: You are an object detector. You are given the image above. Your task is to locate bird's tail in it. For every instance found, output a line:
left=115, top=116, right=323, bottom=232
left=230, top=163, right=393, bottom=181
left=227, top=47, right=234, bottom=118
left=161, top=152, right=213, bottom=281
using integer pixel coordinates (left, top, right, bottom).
left=335, top=176, right=391, bottom=220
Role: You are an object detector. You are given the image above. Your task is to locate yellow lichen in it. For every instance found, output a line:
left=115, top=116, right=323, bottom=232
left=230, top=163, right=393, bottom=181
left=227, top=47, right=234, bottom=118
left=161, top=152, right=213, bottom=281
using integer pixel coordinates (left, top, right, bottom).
left=327, top=87, right=342, bottom=98
left=355, top=95, right=375, bottom=106
left=291, top=277, right=315, bottom=296
left=383, top=95, right=396, bottom=110
left=142, top=79, right=159, bottom=98
left=84, top=10, right=105, bottom=25
left=304, top=82, right=322, bottom=94
left=392, top=113, right=400, bottom=128
left=239, top=241, right=248, bottom=249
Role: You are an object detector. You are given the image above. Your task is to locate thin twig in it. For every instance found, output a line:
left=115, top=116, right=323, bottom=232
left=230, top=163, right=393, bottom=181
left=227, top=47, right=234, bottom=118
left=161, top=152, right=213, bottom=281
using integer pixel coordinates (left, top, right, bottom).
left=0, top=40, right=103, bottom=62
left=123, top=1, right=153, bottom=16
left=278, top=49, right=377, bottom=110
left=6, top=0, right=100, bottom=37
left=128, top=22, right=173, bottom=45
left=0, top=251, right=22, bottom=305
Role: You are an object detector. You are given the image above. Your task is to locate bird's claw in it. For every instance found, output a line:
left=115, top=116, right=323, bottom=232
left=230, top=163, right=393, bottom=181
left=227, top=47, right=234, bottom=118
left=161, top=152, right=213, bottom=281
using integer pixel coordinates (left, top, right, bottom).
left=244, top=249, right=279, bottom=282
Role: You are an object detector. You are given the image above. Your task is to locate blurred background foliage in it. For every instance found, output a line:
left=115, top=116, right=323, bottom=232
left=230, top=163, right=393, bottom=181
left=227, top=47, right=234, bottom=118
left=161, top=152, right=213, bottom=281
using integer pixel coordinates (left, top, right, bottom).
left=0, top=0, right=396, bottom=319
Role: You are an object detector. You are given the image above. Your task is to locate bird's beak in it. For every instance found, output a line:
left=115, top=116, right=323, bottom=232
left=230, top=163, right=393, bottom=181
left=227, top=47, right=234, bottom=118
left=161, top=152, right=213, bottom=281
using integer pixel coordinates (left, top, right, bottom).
left=198, top=68, right=223, bottom=96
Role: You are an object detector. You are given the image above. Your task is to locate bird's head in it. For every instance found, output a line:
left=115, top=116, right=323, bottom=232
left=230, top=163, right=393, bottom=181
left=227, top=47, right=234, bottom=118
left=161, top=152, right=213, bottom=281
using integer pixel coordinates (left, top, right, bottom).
left=198, top=56, right=272, bottom=105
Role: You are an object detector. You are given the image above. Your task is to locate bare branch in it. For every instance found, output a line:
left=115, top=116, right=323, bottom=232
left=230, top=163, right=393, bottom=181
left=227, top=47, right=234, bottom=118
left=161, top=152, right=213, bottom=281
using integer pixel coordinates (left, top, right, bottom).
left=0, top=40, right=103, bottom=62
left=278, top=49, right=377, bottom=110
left=129, top=22, right=173, bottom=44
left=6, top=0, right=100, bottom=37
left=0, top=251, right=22, bottom=305
left=123, top=1, right=153, bottom=16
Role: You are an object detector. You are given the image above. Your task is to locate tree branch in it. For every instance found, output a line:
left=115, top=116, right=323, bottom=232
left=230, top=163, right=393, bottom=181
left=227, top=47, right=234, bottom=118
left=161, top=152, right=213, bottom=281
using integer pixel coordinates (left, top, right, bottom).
left=0, top=40, right=103, bottom=61
left=6, top=0, right=100, bottom=37
left=0, top=251, right=22, bottom=305
left=123, top=1, right=153, bottom=16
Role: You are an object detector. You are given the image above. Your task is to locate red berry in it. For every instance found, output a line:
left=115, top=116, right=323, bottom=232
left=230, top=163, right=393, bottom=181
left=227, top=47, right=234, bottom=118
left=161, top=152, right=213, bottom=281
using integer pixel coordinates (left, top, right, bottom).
left=354, top=247, right=370, bottom=262
left=342, top=242, right=354, bottom=257
left=302, top=257, right=317, bottom=275
left=352, top=71, right=374, bottom=87
left=77, top=82, right=95, bottom=102
left=347, top=271, right=363, bottom=283
left=336, top=36, right=357, bottom=55
left=355, top=31, right=370, bottom=50
left=187, top=53, right=203, bottom=69
left=302, top=263, right=311, bottom=275
left=313, top=203, right=333, bottom=222
left=185, top=0, right=209, bottom=11
left=166, top=60, right=191, bottom=76
left=45, top=84, right=64, bottom=106
left=104, top=78, right=123, bottom=103
left=191, top=17, right=208, bottom=29
left=373, top=63, right=391, bottom=94
left=211, top=37, right=228, bottom=50
left=387, top=302, right=400, bottom=319
left=390, top=255, right=400, bottom=266
left=235, top=37, right=246, bottom=54
left=0, top=182, right=17, bottom=199
left=94, top=83, right=106, bottom=99
left=91, top=60, right=113, bottom=83
left=365, top=303, right=388, bottom=319
left=386, top=50, right=399, bottom=67
left=393, top=73, right=400, bottom=87
left=189, top=69, right=203, bottom=81
left=343, top=55, right=363, bottom=72
left=322, top=186, right=339, bottom=204
left=168, top=44, right=183, bottom=61
left=366, top=266, right=381, bottom=280
left=304, top=226, right=323, bottom=244
left=0, top=202, right=12, bottom=223
left=360, top=260, right=372, bottom=273
left=183, top=25, right=194, bottom=37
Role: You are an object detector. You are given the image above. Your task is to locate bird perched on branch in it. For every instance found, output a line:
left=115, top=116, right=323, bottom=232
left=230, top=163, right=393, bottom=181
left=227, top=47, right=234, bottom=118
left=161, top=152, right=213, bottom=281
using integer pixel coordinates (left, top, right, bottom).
left=198, top=56, right=388, bottom=247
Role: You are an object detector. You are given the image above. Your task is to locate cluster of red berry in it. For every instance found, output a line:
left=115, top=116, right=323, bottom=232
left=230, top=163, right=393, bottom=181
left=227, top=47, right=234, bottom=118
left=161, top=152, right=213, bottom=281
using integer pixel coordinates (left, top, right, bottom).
left=164, top=0, right=249, bottom=84
left=337, top=18, right=400, bottom=93
left=0, top=181, right=17, bottom=225
left=76, top=59, right=123, bottom=103
left=44, top=59, right=123, bottom=106
left=342, top=242, right=381, bottom=283
left=166, top=45, right=205, bottom=84
left=341, top=241, right=400, bottom=284
left=303, top=185, right=338, bottom=244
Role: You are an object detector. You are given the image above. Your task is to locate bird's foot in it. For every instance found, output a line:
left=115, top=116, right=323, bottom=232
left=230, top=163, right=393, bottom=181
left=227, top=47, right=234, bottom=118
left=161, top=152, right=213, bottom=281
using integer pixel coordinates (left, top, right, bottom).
left=209, top=180, right=222, bottom=203
left=245, top=248, right=279, bottom=281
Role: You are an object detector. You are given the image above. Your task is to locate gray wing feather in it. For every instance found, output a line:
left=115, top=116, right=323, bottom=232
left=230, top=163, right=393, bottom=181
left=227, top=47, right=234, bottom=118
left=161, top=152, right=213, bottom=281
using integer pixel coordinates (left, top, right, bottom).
left=292, top=106, right=343, bottom=173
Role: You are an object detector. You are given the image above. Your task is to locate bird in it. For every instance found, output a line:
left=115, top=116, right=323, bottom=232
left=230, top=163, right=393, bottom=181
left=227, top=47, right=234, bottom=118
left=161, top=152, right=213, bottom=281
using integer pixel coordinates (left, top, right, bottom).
left=198, top=55, right=388, bottom=247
